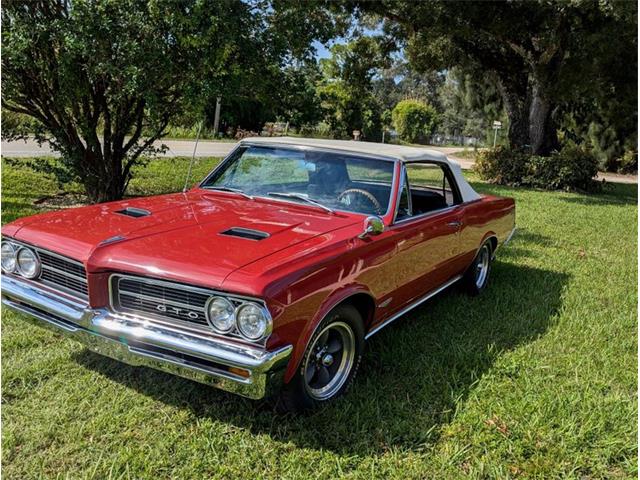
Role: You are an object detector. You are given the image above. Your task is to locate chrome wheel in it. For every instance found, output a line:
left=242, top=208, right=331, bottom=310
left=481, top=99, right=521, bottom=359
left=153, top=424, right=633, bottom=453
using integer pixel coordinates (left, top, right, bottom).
left=303, top=321, right=356, bottom=401
left=475, top=245, right=490, bottom=289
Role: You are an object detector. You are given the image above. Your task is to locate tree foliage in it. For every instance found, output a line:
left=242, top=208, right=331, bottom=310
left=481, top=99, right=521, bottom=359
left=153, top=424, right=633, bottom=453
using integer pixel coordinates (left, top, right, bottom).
left=372, top=58, right=444, bottom=113
left=438, top=68, right=504, bottom=143
left=317, top=37, right=387, bottom=140
left=391, top=99, right=438, bottom=144
left=355, top=0, right=637, bottom=157
left=3, top=0, right=209, bottom=201
left=213, top=60, right=323, bottom=133
left=2, top=0, right=342, bottom=202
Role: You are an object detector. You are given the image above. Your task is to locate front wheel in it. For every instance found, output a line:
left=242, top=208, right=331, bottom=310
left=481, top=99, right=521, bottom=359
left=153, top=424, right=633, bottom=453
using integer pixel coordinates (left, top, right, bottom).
left=462, top=241, right=493, bottom=296
left=278, top=304, right=364, bottom=412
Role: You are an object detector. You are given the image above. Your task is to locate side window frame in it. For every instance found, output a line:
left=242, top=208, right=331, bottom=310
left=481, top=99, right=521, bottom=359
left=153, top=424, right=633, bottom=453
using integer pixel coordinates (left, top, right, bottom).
left=392, top=167, right=412, bottom=223
left=393, top=161, right=463, bottom=225
left=438, top=163, right=463, bottom=207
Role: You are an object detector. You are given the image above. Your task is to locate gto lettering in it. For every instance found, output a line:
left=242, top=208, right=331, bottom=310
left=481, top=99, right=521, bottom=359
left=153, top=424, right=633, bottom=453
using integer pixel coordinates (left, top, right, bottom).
left=155, top=304, right=200, bottom=320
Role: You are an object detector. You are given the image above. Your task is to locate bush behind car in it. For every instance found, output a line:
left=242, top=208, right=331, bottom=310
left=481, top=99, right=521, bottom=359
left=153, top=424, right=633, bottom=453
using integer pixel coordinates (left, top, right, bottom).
left=475, top=143, right=601, bottom=192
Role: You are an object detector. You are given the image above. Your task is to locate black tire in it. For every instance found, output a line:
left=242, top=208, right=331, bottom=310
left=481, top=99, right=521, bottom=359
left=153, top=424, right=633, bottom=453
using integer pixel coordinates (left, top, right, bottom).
left=461, top=241, right=493, bottom=296
left=278, top=304, right=364, bottom=413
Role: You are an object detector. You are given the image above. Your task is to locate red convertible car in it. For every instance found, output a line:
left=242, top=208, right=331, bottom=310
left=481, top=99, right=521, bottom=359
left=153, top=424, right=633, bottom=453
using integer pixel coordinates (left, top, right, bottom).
left=1, top=138, right=515, bottom=411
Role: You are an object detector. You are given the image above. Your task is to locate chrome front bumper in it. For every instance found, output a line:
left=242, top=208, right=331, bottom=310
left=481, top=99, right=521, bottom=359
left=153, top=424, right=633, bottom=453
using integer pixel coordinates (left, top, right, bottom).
left=1, top=275, right=292, bottom=399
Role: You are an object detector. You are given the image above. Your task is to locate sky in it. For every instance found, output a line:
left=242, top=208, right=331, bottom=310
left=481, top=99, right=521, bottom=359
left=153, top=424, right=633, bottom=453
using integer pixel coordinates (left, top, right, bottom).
left=312, top=25, right=384, bottom=60
left=313, top=40, right=334, bottom=60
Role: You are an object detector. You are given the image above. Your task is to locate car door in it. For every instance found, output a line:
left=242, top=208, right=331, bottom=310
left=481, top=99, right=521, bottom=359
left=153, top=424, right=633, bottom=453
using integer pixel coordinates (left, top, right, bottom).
left=384, top=162, right=465, bottom=310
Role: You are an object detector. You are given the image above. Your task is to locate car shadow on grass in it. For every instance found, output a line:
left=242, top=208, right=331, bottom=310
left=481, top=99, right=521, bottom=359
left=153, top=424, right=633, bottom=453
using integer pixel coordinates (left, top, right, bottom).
left=74, top=261, right=568, bottom=456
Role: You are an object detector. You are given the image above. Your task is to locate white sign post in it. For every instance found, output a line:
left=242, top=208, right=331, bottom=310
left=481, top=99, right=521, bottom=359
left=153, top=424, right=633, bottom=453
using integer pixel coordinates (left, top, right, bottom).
left=213, top=96, right=222, bottom=137
left=492, top=120, right=502, bottom=148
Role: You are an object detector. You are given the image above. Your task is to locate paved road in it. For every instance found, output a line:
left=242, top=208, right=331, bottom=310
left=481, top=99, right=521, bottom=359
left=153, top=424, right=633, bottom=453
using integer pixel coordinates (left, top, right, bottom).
left=2, top=137, right=464, bottom=157
left=1, top=138, right=236, bottom=158
left=2, top=138, right=635, bottom=184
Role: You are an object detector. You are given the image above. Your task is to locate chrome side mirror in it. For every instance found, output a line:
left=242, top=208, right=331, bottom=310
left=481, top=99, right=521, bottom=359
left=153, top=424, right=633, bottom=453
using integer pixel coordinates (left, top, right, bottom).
left=358, top=216, right=384, bottom=239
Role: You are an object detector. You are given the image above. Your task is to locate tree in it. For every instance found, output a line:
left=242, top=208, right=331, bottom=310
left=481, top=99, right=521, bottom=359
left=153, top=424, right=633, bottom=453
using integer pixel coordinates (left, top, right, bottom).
left=2, top=1, right=227, bottom=201
left=439, top=68, right=504, bottom=143
left=193, top=0, right=348, bottom=135
left=555, top=3, right=637, bottom=170
left=2, top=0, right=343, bottom=202
left=354, top=1, right=637, bottom=156
left=391, top=99, right=438, bottom=144
left=372, top=58, right=445, bottom=113
left=317, top=37, right=387, bottom=140
left=214, top=60, right=323, bottom=132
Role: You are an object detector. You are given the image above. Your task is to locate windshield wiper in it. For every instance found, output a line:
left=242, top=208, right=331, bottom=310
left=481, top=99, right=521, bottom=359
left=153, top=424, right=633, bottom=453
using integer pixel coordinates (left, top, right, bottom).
left=203, top=186, right=253, bottom=200
left=266, top=192, right=335, bottom=214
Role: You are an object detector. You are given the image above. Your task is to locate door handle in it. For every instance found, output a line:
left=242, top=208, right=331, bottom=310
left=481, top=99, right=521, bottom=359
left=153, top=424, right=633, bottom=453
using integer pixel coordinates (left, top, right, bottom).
left=447, top=221, right=462, bottom=228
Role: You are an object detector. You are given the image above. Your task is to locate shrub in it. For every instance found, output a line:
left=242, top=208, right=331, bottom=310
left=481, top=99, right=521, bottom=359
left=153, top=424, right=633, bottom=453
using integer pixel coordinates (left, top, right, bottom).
left=475, top=147, right=529, bottom=185
left=611, top=150, right=638, bottom=174
left=3, top=157, right=79, bottom=190
left=476, top=144, right=601, bottom=192
left=391, top=99, right=438, bottom=144
left=527, top=144, right=600, bottom=191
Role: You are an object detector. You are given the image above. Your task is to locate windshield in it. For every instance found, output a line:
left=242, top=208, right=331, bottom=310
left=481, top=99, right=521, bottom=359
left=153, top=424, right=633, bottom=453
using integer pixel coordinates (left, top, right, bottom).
left=201, top=146, right=395, bottom=216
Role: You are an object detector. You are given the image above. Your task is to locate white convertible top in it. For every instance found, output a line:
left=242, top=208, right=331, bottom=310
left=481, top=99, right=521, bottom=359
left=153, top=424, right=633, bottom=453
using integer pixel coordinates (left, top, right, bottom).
left=240, top=137, right=481, bottom=202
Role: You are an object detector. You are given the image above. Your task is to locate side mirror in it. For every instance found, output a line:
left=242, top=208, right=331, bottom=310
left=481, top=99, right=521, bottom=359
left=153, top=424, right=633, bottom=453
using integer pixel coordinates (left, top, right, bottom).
left=358, top=216, right=384, bottom=239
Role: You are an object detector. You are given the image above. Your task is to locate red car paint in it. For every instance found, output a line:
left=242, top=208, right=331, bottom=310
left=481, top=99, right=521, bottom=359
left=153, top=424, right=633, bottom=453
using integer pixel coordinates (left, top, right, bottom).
left=2, top=171, right=515, bottom=384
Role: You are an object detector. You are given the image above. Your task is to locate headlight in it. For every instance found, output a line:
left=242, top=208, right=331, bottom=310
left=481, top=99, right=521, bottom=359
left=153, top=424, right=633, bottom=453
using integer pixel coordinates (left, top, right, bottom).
left=1, top=242, right=17, bottom=273
left=206, top=296, right=235, bottom=333
left=17, top=248, right=40, bottom=278
left=236, top=303, right=270, bottom=340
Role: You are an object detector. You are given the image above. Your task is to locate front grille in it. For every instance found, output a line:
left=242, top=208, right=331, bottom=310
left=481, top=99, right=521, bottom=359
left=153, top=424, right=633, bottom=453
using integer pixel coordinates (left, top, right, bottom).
left=113, top=276, right=211, bottom=326
left=3, top=240, right=90, bottom=300
left=109, top=275, right=266, bottom=344
left=38, top=250, right=88, bottom=298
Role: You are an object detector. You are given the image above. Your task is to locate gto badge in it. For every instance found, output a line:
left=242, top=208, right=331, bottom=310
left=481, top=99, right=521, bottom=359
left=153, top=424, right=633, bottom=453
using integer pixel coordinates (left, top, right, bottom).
left=156, top=304, right=200, bottom=319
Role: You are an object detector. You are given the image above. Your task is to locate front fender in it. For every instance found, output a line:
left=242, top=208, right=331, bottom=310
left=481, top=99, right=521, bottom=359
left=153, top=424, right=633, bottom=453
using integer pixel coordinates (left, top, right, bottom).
left=283, top=284, right=375, bottom=383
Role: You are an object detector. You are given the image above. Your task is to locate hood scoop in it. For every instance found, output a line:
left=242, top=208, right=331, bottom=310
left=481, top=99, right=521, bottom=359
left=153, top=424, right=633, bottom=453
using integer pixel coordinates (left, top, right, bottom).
left=115, top=207, right=151, bottom=218
left=220, top=227, right=270, bottom=241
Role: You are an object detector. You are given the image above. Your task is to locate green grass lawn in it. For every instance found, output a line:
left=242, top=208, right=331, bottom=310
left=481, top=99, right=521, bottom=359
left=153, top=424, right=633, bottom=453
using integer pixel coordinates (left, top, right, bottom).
left=1, top=157, right=637, bottom=479
left=452, top=149, right=479, bottom=160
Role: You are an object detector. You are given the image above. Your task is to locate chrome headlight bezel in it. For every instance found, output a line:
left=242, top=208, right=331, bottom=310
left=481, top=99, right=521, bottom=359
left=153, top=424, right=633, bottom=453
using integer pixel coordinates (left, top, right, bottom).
left=16, top=247, right=41, bottom=279
left=1, top=241, right=18, bottom=273
left=235, top=302, right=272, bottom=341
left=204, top=294, right=272, bottom=342
left=205, top=296, right=236, bottom=334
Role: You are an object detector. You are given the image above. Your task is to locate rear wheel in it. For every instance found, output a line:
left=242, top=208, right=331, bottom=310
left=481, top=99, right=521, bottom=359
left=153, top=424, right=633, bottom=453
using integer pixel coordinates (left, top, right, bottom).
left=462, top=241, right=493, bottom=295
left=278, top=304, right=364, bottom=412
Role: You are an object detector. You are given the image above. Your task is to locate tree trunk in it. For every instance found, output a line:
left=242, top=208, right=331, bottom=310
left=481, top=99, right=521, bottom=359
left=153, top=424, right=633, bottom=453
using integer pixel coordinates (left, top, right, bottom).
left=499, top=74, right=560, bottom=155
left=504, top=92, right=529, bottom=151
left=497, top=77, right=530, bottom=151
left=529, top=80, right=559, bottom=155
left=81, top=149, right=127, bottom=204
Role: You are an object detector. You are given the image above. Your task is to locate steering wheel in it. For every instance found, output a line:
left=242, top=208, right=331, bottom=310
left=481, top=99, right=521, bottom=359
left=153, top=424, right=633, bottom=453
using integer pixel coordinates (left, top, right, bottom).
left=337, top=188, right=382, bottom=215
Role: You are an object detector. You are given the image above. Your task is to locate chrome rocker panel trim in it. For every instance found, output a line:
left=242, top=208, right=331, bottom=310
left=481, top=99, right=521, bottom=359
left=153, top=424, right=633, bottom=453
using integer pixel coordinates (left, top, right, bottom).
left=1, top=275, right=292, bottom=400
left=365, top=274, right=463, bottom=339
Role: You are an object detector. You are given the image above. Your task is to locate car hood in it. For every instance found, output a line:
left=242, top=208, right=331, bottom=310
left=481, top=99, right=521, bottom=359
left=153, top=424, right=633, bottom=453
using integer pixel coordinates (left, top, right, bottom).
left=5, top=190, right=361, bottom=289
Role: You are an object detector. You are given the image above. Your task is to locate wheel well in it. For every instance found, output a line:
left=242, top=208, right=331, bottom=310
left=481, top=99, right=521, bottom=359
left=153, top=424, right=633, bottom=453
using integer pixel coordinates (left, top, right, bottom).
left=341, top=293, right=376, bottom=329
left=487, top=235, right=498, bottom=253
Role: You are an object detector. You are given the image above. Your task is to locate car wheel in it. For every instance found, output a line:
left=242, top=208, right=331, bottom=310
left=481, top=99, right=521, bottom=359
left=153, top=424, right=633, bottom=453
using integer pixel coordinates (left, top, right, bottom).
left=278, top=304, right=364, bottom=412
left=462, top=241, right=493, bottom=296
